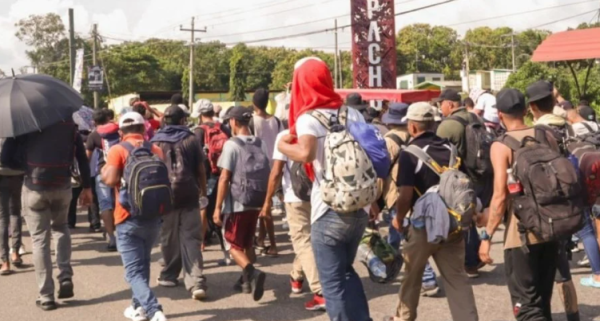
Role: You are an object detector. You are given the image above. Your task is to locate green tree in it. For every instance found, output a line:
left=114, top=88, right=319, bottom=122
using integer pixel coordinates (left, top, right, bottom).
left=396, top=24, right=462, bottom=79
left=229, top=44, right=249, bottom=101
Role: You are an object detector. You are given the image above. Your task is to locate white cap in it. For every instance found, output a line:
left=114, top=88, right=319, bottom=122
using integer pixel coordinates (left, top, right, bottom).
left=119, top=112, right=145, bottom=128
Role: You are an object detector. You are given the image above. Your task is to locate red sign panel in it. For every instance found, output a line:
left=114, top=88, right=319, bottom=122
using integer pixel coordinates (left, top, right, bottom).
left=351, top=0, right=397, bottom=90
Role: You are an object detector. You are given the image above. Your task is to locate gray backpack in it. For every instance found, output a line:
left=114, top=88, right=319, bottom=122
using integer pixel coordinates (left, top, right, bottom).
left=230, top=137, right=270, bottom=208
left=404, top=145, right=477, bottom=233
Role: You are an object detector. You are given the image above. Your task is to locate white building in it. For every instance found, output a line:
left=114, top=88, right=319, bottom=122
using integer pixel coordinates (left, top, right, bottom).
left=397, top=73, right=445, bottom=90
left=461, top=69, right=513, bottom=93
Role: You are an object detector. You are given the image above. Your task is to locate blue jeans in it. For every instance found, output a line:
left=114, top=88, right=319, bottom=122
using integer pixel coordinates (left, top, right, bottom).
left=96, top=175, right=115, bottom=213
left=577, top=210, right=600, bottom=275
left=464, top=224, right=481, bottom=268
left=312, top=210, right=371, bottom=321
left=116, top=217, right=162, bottom=318
left=386, top=209, right=437, bottom=286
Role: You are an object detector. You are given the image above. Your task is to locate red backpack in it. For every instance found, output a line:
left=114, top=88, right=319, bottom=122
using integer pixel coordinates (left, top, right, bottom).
left=199, top=123, right=228, bottom=174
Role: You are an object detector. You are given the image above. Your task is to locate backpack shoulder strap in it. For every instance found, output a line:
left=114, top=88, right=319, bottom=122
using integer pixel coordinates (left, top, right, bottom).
left=249, top=118, right=255, bottom=135
left=307, top=110, right=332, bottom=131
left=403, top=145, right=444, bottom=176
left=231, top=137, right=245, bottom=147
left=448, top=115, right=469, bottom=127
left=275, top=117, right=282, bottom=131
left=581, top=122, right=595, bottom=134
left=498, top=134, right=523, bottom=152
left=121, top=141, right=135, bottom=153
left=388, top=133, right=405, bottom=149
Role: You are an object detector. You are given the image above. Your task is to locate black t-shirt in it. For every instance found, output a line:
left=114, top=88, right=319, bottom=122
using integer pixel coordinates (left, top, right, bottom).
left=86, top=130, right=105, bottom=170
left=396, top=131, right=452, bottom=207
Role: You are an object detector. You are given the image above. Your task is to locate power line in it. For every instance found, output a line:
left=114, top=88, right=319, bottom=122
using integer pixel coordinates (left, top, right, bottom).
left=529, top=9, right=598, bottom=29
left=222, top=0, right=457, bottom=45
left=448, top=0, right=598, bottom=27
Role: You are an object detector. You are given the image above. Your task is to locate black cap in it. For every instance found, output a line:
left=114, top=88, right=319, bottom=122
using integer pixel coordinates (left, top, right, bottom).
left=223, top=106, right=253, bottom=122
left=438, top=89, right=461, bottom=102
left=496, top=88, right=525, bottom=114
left=346, top=93, right=368, bottom=111
left=579, top=105, right=597, bottom=122
left=526, top=81, right=553, bottom=103
left=163, top=105, right=187, bottom=123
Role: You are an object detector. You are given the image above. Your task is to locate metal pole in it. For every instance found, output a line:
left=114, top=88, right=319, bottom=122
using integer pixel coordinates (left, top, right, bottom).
left=338, top=50, right=344, bottom=87
left=181, top=17, right=206, bottom=108
left=92, top=23, right=99, bottom=109
left=465, top=44, right=470, bottom=92
left=334, top=19, right=339, bottom=89
left=68, top=8, right=75, bottom=85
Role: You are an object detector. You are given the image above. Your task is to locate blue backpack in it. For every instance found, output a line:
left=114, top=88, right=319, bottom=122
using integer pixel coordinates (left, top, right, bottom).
left=348, top=122, right=390, bottom=178
left=119, top=142, right=173, bottom=220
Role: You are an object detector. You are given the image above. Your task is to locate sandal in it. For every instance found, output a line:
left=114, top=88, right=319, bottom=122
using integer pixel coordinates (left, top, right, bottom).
left=11, top=255, right=23, bottom=268
left=261, top=245, right=279, bottom=258
left=0, top=263, right=11, bottom=276
left=253, top=239, right=265, bottom=251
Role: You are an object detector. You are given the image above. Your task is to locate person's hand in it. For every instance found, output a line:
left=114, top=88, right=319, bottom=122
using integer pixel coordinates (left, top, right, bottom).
left=280, top=133, right=296, bottom=144
left=259, top=205, right=272, bottom=220
left=479, top=240, right=493, bottom=265
left=392, top=217, right=403, bottom=234
left=213, top=209, right=222, bottom=227
left=79, top=188, right=92, bottom=206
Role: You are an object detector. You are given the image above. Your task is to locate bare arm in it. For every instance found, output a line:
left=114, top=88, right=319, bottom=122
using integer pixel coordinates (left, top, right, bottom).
left=278, top=134, right=317, bottom=163
left=101, top=165, right=122, bottom=188
left=214, top=169, right=232, bottom=215
left=486, top=142, right=510, bottom=237
left=394, top=186, right=414, bottom=231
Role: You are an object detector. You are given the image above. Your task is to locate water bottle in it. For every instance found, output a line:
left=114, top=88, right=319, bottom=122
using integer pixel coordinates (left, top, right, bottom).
left=411, top=217, right=425, bottom=230
left=358, top=243, right=387, bottom=279
left=506, top=168, right=523, bottom=197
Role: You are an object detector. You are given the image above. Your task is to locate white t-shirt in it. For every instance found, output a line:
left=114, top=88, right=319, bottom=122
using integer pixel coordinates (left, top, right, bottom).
left=253, top=115, right=283, bottom=166
left=273, top=130, right=302, bottom=204
left=295, top=108, right=367, bottom=223
left=572, top=121, right=599, bottom=137
left=474, top=93, right=498, bottom=124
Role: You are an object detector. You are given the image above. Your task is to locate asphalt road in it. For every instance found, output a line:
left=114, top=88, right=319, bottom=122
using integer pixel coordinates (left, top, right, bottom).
left=2, top=214, right=599, bottom=321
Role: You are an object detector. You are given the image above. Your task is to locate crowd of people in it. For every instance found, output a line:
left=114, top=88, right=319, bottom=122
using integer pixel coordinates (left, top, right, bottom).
left=1, top=56, right=599, bottom=321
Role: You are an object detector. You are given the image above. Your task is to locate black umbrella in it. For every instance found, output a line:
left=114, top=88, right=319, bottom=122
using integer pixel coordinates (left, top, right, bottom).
left=0, top=73, right=83, bottom=138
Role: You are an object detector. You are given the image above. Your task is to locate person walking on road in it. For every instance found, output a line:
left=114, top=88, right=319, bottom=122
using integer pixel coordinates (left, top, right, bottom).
left=278, top=57, right=372, bottom=321
left=0, top=137, right=25, bottom=276
left=213, top=106, right=270, bottom=302
left=152, top=105, right=208, bottom=300
left=102, top=112, right=168, bottom=321
left=22, top=119, right=93, bottom=311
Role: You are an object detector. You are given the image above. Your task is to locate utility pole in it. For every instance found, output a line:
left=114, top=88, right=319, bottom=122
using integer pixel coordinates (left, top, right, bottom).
left=68, top=8, right=75, bottom=85
left=511, top=32, right=516, bottom=72
left=338, top=50, right=344, bottom=87
left=334, top=19, right=339, bottom=88
left=92, top=23, right=99, bottom=109
left=180, top=17, right=206, bottom=108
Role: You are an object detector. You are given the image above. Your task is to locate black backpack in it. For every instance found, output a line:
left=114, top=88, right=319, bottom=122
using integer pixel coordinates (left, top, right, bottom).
left=160, top=137, right=199, bottom=206
left=288, top=162, right=311, bottom=202
left=230, top=137, right=270, bottom=207
left=448, top=113, right=495, bottom=179
left=499, top=127, right=584, bottom=244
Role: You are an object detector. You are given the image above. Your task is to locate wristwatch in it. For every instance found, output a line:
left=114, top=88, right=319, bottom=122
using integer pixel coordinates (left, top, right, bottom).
left=480, top=230, right=492, bottom=241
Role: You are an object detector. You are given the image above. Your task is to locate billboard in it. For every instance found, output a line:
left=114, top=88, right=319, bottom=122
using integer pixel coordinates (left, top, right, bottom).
left=88, top=65, right=103, bottom=91
left=73, top=49, right=84, bottom=93
left=351, top=0, right=397, bottom=94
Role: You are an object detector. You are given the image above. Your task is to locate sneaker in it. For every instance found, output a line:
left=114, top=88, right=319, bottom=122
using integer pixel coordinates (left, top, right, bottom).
left=124, top=306, right=147, bottom=321
left=191, top=288, right=206, bottom=301
left=57, top=279, right=74, bottom=299
left=578, top=255, right=590, bottom=267
left=36, top=299, right=57, bottom=311
left=233, top=275, right=251, bottom=293
left=157, top=278, right=178, bottom=287
left=290, top=278, right=304, bottom=294
left=580, top=276, right=600, bottom=288
left=304, top=294, right=326, bottom=311
left=217, top=257, right=232, bottom=266
left=421, top=284, right=440, bottom=297
left=465, top=266, right=480, bottom=278
left=248, top=269, right=266, bottom=301
left=150, top=311, right=167, bottom=321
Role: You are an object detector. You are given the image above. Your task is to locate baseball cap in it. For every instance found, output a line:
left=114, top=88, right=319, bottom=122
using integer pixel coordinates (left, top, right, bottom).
left=163, top=105, right=187, bottom=123
left=191, top=99, right=214, bottom=118
left=438, top=89, right=461, bottom=102
left=579, top=105, right=597, bottom=122
left=382, top=103, right=409, bottom=125
left=119, top=112, right=146, bottom=128
left=346, top=93, right=368, bottom=111
left=558, top=100, right=574, bottom=110
left=526, top=80, right=553, bottom=103
left=403, top=102, right=435, bottom=122
left=496, top=88, right=525, bottom=114
left=222, top=106, right=253, bottom=122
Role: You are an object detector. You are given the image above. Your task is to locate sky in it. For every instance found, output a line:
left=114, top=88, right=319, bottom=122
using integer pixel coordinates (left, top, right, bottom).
left=0, top=0, right=599, bottom=72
